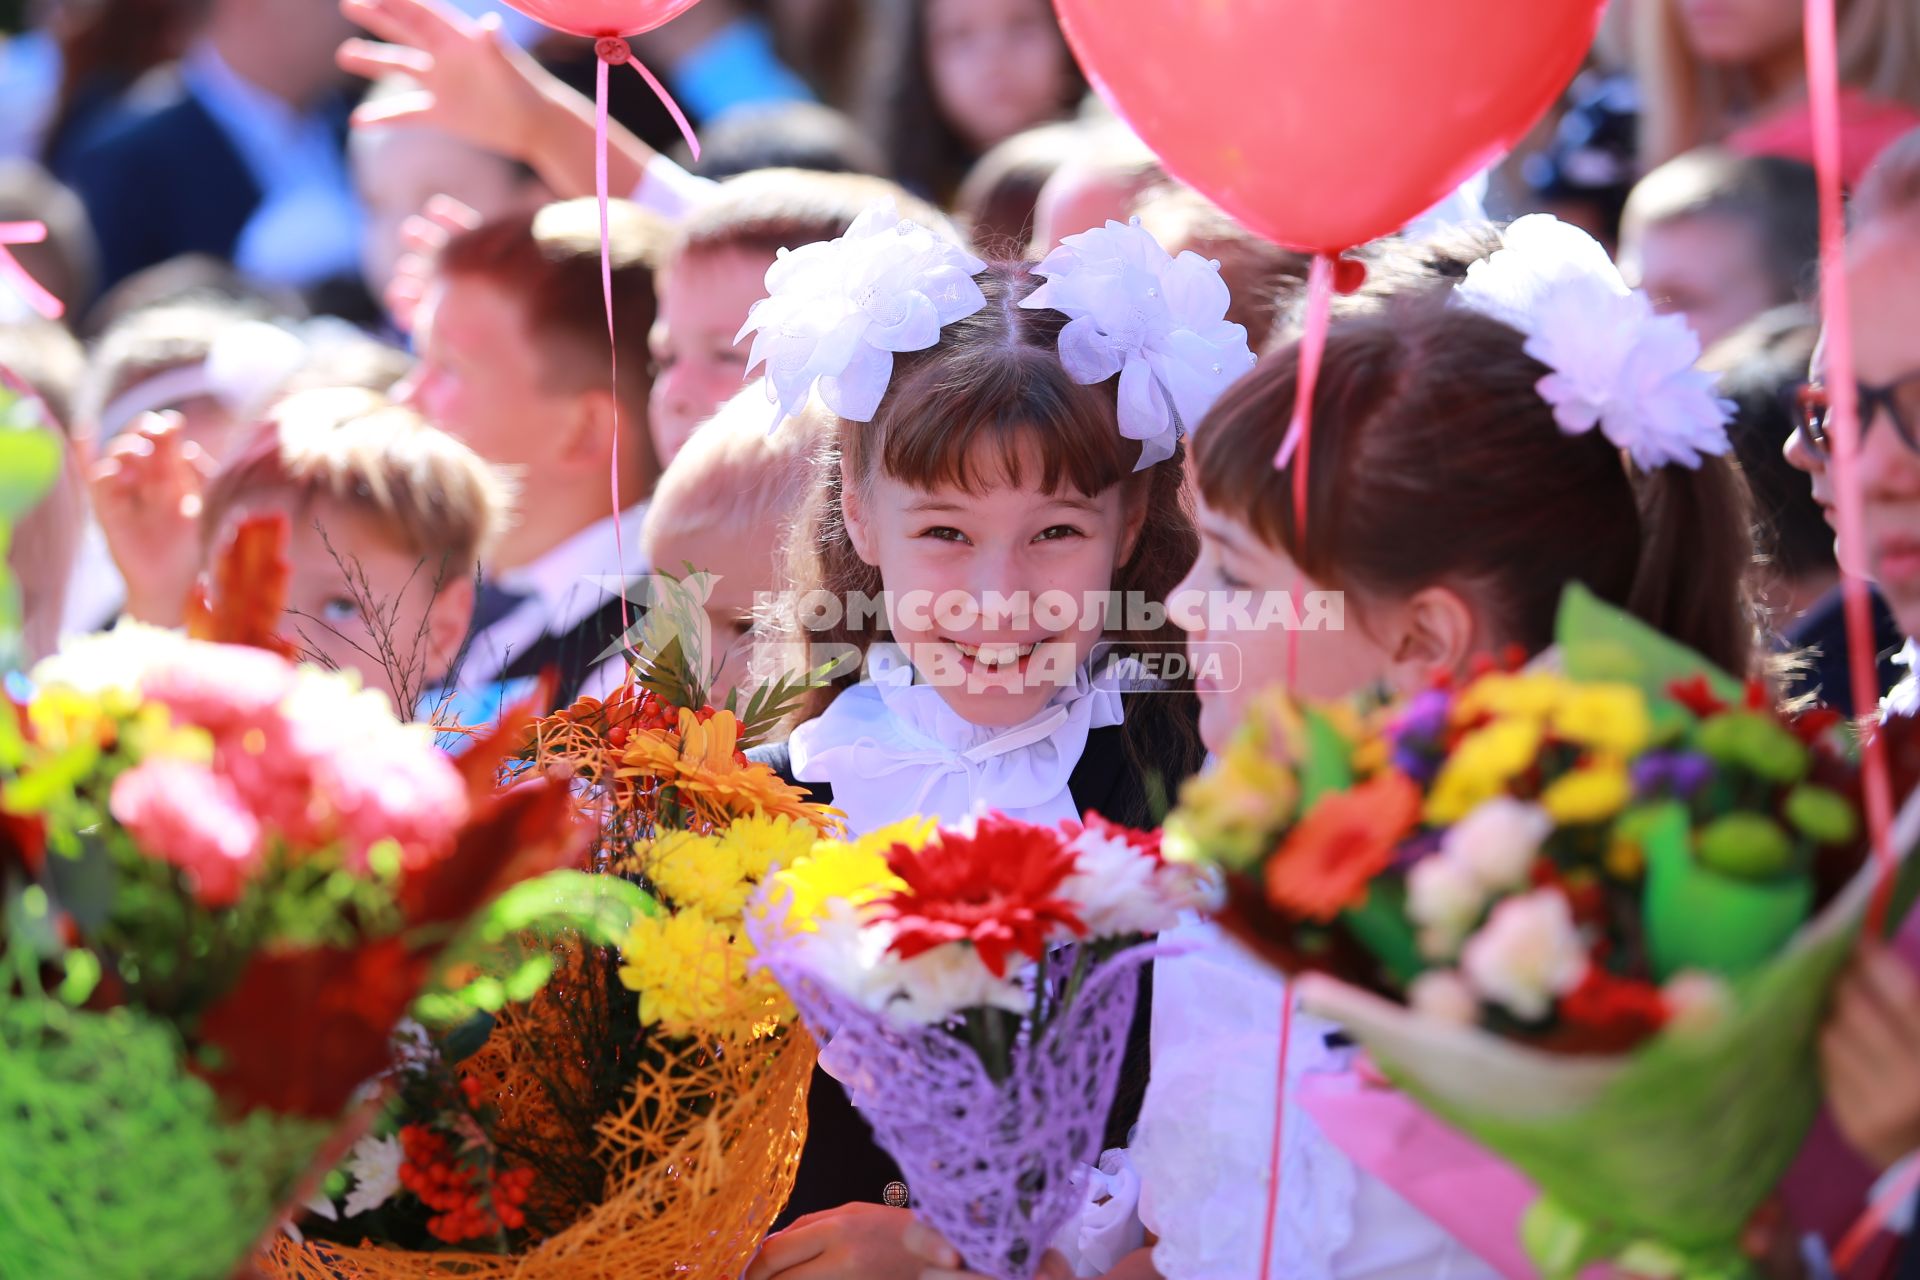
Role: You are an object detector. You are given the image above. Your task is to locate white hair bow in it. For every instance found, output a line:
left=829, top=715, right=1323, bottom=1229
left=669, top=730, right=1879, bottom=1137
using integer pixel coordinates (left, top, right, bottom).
left=1452, top=214, right=1734, bottom=471
left=737, top=203, right=988, bottom=426
left=1020, top=218, right=1257, bottom=471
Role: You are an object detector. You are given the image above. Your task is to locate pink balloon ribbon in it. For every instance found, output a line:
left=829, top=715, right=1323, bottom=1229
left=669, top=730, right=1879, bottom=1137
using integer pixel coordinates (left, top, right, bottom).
left=0, top=222, right=63, bottom=320
left=1256, top=995, right=1296, bottom=1280
left=588, top=36, right=699, bottom=655
left=1802, top=0, right=1897, bottom=933
left=1277, top=253, right=1336, bottom=688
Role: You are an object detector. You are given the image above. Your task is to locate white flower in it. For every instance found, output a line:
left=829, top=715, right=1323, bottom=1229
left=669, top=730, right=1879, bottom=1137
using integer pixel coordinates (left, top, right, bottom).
left=736, top=203, right=987, bottom=424
left=1452, top=214, right=1733, bottom=471
left=1021, top=218, right=1256, bottom=470
left=1406, top=854, right=1487, bottom=960
left=1442, top=797, right=1553, bottom=892
left=1407, top=970, right=1481, bottom=1026
left=341, top=1133, right=404, bottom=1218
left=880, top=944, right=1031, bottom=1026
left=29, top=621, right=190, bottom=697
left=1661, top=971, right=1732, bottom=1036
left=1059, top=824, right=1205, bottom=937
left=1460, top=889, right=1590, bottom=1022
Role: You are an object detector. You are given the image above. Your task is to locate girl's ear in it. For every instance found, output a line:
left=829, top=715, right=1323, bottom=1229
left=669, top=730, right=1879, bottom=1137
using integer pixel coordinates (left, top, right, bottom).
left=839, top=460, right=880, bottom=566
left=1381, top=584, right=1478, bottom=695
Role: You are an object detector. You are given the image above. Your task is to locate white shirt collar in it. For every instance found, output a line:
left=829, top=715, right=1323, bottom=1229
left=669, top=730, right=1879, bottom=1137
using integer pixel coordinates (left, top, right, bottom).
left=786, top=642, right=1138, bottom=835
left=1884, top=639, right=1920, bottom=722
left=491, top=502, right=652, bottom=636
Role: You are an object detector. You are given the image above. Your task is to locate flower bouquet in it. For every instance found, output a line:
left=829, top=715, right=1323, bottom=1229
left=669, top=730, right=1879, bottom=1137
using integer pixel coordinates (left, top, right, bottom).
left=267, top=657, right=837, bottom=1279
left=750, top=810, right=1212, bottom=1280
left=0, top=521, right=588, bottom=1280
left=1163, top=584, right=1919, bottom=1279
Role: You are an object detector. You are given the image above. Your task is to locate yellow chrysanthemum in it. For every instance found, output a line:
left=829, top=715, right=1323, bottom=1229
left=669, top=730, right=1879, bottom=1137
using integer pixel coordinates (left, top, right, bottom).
left=644, top=831, right=752, bottom=918
left=717, top=812, right=820, bottom=882
left=1541, top=756, right=1633, bottom=825
left=842, top=814, right=940, bottom=862
left=1550, top=684, right=1652, bottom=757
left=771, top=839, right=911, bottom=930
left=1452, top=673, right=1567, bottom=724
left=617, top=908, right=785, bottom=1038
left=1425, top=716, right=1544, bottom=823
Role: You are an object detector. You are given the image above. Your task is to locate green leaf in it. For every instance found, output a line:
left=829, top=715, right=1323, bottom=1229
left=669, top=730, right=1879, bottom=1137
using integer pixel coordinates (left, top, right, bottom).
left=0, top=405, right=61, bottom=525
left=467, top=870, right=654, bottom=947
left=1555, top=583, right=1743, bottom=706
left=3, top=740, right=102, bottom=814
left=1339, top=881, right=1424, bottom=987
left=1298, top=706, right=1354, bottom=810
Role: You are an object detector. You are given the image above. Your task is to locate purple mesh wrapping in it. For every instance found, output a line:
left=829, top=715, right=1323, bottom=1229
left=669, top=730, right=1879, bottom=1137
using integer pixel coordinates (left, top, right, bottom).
left=761, top=943, right=1150, bottom=1280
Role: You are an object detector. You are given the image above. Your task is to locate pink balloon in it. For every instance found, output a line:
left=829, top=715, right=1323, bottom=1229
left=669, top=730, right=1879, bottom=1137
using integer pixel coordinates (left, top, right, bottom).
left=1053, top=0, right=1607, bottom=254
left=499, top=0, right=705, bottom=39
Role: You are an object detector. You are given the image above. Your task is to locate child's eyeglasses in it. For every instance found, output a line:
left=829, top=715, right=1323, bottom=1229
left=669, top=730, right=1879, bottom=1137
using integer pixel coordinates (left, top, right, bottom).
left=1789, top=372, right=1920, bottom=460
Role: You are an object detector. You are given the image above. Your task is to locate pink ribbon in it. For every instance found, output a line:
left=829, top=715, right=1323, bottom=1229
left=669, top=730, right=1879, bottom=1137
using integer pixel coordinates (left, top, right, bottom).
left=0, top=222, right=63, bottom=320
left=588, top=37, right=700, bottom=654
left=1801, top=0, right=1896, bottom=928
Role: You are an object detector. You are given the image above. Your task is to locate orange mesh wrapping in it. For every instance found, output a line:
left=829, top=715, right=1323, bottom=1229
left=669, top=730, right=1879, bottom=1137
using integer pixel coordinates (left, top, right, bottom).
left=264, top=982, right=816, bottom=1279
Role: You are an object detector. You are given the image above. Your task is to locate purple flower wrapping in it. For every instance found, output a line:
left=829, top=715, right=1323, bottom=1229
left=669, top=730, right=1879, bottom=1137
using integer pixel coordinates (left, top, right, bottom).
left=762, top=945, right=1152, bottom=1280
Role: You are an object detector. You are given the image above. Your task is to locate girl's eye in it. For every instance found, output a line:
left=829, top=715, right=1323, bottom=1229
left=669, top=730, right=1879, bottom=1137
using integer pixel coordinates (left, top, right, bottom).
left=319, top=597, right=359, bottom=624
left=1033, top=524, right=1084, bottom=542
left=917, top=526, right=971, bottom=544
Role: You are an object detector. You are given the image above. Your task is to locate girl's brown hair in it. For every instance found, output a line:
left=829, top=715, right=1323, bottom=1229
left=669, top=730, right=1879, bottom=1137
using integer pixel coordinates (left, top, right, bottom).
left=774, top=262, right=1204, bottom=786
left=1195, top=298, right=1756, bottom=675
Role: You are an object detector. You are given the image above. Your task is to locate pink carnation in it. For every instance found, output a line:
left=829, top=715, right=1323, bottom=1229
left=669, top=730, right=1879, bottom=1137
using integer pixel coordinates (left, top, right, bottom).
left=110, top=758, right=263, bottom=905
left=324, top=742, right=468, bottom=871
left=141, top=642, right=297, bottom=735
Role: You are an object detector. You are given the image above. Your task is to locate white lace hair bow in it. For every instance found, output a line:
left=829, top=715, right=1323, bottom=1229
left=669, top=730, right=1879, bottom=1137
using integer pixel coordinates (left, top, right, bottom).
left=737, top=203, right=988, bottom=425
left=1020, top=218, right=1257, bottom=471
left=1451, top=214, right=1734, bottom=471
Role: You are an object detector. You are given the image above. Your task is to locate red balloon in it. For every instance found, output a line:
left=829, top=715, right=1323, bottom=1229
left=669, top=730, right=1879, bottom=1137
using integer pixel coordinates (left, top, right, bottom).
left=500, top=0, right=704, bottom=39
left=1053, top=0, right=1607, bottom=254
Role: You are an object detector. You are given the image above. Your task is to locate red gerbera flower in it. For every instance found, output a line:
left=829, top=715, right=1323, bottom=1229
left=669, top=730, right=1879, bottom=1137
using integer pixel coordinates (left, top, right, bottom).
left=875, top=812, right=1087, bottom=977
left=1264, top=772, right=1421, bottom=922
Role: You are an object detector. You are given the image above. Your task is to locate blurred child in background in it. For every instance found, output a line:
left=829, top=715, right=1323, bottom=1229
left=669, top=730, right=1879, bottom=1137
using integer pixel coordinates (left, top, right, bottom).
left=198, top=386, right=507, bottom=715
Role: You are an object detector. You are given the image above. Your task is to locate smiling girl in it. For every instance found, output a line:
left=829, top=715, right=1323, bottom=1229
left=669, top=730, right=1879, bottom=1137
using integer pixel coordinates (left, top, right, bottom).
left=739, top=206, right=1254, bottom=1279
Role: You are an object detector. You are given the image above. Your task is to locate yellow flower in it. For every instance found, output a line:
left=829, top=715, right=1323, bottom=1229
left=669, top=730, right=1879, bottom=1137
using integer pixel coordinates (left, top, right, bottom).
left=617, top=908, right=786, bottom=1038
left=1551, top=684, right=1652, bottom=757
left=842, top=814, right=939, bottom=862
left=1425, top=717, right=1543, bottom=824
left=1164, top=709, right=1300, bottom=871
left=644, top=831, right=752, bottom=918
left=1452, top=673, right=1566, bottom=724
left=770, top=835, right=913, bottom=930
left=716, top=812, right=820, bottom=882
left=1541, top=756, right=1633, bottom=825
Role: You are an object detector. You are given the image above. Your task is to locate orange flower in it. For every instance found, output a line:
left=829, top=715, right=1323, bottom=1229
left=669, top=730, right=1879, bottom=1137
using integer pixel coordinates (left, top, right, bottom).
left=1264, top=772, right=1422, bottom=922
left=619, top=709, right=829, bottom=828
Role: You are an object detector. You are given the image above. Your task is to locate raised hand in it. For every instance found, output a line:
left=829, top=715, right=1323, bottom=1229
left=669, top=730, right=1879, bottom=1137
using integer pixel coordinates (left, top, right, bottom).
left=89, top=413, right=218, bottom=628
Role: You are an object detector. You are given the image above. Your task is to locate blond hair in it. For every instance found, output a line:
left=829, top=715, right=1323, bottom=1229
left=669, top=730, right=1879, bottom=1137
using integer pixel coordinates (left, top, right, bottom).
left=201, top=387, right=511, bottom=579
left=642, top=383, right=829, bottom=558
left=1636, top=0, right=1920, bottom=170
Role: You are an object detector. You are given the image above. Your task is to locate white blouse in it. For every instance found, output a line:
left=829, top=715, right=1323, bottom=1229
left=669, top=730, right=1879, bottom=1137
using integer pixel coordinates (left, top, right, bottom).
left=1054, top=920, right=1503, bottom=1280
left=785, top=643, right=1132, bottom=836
